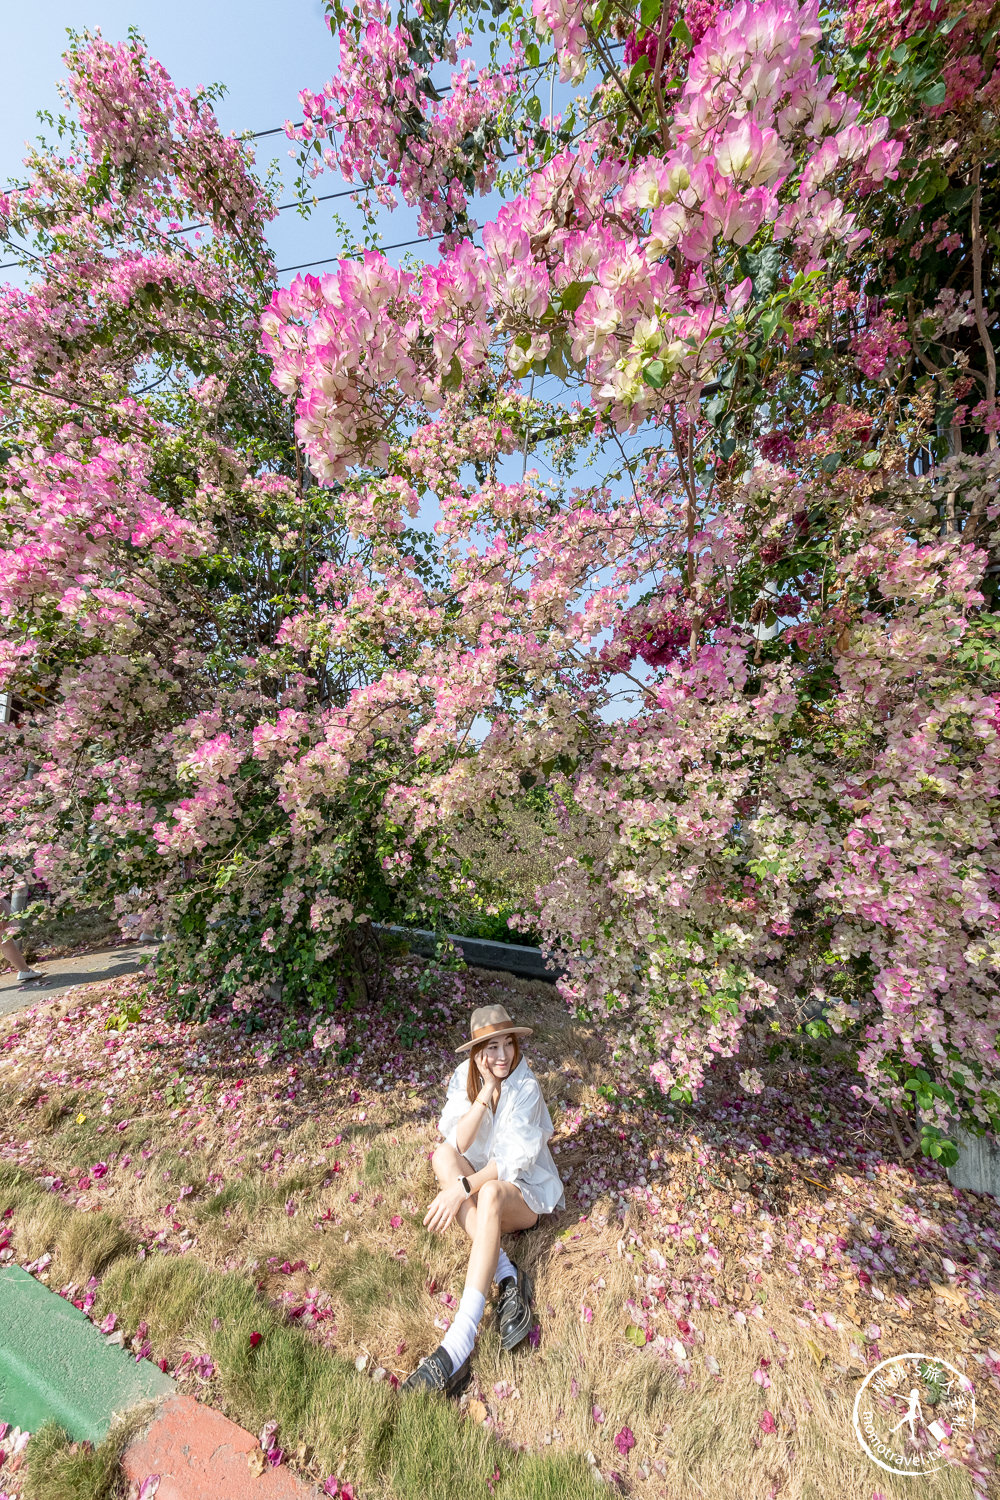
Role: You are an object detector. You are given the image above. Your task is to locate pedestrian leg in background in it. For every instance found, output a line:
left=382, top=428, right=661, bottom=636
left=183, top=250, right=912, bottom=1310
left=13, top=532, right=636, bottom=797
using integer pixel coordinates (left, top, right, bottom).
left=0, top=892, right=44, bottom=983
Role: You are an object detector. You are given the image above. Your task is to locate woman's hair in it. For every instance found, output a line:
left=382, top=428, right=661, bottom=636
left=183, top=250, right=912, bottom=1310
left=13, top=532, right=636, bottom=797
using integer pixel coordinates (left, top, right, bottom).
left=465, top=1033, right=522, bottom=1104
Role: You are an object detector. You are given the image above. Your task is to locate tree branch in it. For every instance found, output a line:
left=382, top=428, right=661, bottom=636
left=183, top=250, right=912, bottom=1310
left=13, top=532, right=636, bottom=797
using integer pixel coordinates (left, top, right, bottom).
left=971, top=164, right=997, bottom=452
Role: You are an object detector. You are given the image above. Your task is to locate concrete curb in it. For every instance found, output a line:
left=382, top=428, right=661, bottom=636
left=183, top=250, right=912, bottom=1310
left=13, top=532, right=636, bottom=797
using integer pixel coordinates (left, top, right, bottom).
left=0, top=1265, right=172, bottom=1444
left=376, top=923, right=562, bottom=982
left=0, top=1266, right=322, bottom=1496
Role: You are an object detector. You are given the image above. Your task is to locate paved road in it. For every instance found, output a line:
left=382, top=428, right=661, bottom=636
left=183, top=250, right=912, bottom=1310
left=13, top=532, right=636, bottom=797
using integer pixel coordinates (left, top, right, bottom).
left=0, top=942, right=158, bottom=1017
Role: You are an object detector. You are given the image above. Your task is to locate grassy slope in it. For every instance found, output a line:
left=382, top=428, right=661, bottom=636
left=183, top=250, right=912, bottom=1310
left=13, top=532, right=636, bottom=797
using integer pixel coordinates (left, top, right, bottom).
left=0, top=962, right=996, bottom=1499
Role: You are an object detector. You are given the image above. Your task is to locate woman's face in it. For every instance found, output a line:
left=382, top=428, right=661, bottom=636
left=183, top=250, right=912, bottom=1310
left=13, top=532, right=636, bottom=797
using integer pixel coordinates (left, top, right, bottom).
left=481, top=1032, right=516, bottom=1076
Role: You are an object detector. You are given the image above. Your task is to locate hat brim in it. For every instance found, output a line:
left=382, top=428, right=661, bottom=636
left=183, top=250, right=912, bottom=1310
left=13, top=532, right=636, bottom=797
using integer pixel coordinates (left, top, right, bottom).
left=456, top=1025, right=533, bottom=1054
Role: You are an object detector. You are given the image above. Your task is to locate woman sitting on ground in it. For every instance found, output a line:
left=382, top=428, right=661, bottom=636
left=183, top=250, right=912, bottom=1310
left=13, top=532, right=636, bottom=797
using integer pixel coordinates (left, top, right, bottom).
left=401, top=1002, right=565, bottom=1395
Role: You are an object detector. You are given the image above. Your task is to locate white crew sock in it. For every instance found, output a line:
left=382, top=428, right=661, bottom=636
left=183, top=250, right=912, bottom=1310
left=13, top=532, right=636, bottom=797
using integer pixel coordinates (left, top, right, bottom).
left=495, top=1249, right=517, bottom=1285
left=439, top=1286, right=486, bottom=1370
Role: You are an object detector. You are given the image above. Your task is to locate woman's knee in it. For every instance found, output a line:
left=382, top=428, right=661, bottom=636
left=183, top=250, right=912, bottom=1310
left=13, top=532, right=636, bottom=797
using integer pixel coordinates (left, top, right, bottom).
left=431, top=1143, right=459, bottom=1178
left=477, top=1179, right=502, bottom=1215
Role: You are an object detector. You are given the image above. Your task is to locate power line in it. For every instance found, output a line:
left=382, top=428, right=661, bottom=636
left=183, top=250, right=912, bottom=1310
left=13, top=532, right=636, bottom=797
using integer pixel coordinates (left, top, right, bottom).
left=0, top=43, right=629, bottom=275
left=0, top=183, right=386, bottom=270
left=157, top=183, right=378, bottom=242
left=277, top=233, right=445, bottom=274
left=244, top=45, right=625, bottom=140
left=250, top=123, right=300, bottom=140
left=0, top=222, right=450, bottom=276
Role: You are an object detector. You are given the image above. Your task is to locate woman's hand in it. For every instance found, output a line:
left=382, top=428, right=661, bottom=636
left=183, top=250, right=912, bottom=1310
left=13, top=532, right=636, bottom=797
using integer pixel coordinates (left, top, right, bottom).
left=423, top=1181, right=467, bottom=1235
left=475, top=1054, right=499, bottom=1099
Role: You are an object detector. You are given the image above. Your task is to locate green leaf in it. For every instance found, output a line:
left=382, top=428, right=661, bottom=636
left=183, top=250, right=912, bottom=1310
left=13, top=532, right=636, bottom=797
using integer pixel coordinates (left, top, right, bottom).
left=640, top=0, right=660, bottom=27
left=921, top=78, right=947, bottom=106
left=545, top=342, right=568, bottom=378
left=670, top=16, right=693, bottom=47
left=525, top=41, right=540, bottom=66
left=560, top=279, right=593, bottom=313
left=625, top=1324, right=649, bottom=1347
left=944, top=184, right=974, bottom=211
left=642, top=360, right=665, bottom=389
left=441, top=354, right=463, bottom=393
left=757, top=309, right=781, bottom=342
left=740, top=244, right=782, bottom=299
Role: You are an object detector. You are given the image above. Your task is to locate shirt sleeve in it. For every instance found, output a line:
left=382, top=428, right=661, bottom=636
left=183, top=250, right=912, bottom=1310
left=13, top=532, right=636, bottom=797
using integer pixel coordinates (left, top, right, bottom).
left=438, top=1065, right=472, bottom=1151
left=494, top=1077, right=552, bottom=1183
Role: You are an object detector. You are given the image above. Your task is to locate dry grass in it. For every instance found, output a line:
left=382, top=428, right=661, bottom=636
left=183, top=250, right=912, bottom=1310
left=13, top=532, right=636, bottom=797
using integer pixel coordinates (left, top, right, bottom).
left=0, top=966, right=995, bottom=1499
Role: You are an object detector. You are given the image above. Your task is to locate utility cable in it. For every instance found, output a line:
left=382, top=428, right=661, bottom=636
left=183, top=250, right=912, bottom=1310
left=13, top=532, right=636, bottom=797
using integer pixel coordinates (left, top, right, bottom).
left=0, top=43, right=627, bottom=274
left=276, top=232, right=444, bottom=273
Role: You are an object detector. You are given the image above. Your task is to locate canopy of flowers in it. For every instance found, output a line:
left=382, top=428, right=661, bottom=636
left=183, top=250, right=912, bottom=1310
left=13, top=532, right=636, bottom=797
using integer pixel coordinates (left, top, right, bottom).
left=1, top=2, right=998, bottom=1157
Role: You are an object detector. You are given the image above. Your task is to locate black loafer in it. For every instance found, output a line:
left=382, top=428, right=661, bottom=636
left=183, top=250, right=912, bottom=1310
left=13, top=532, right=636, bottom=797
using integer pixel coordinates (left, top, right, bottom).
left=496, top=1267, right=534, bottom=1351
left=399, top=1344, right=471, bottom=1396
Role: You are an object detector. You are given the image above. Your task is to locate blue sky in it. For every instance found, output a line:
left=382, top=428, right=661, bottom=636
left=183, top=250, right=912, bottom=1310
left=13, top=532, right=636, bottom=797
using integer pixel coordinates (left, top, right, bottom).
left=1, top=0, right=430, bottom=279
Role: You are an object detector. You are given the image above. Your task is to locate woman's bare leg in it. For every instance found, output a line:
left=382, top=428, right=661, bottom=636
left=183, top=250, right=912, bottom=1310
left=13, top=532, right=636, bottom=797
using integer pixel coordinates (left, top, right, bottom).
left=455, top=1194, right=477, bottom=1240
left=0, top=895, right=40, bottom=978
left=466, top=1180, right=539, bottom=1297
left=431, top=1142, right=476, bottom=1194
left=1, top=938, right=31, bottom=973
left=431, top=1141, right=482, bottom=1244
left=429, top=1143, right=538, bottom=1296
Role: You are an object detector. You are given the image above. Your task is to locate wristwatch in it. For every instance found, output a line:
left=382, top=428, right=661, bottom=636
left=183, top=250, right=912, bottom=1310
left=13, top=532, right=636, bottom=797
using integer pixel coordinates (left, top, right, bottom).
left=458, top=1175, right=472, bottom=1197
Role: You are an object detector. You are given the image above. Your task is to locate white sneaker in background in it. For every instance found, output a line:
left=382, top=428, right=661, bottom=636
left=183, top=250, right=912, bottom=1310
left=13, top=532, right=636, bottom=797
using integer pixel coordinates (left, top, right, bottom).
left=16, top=969, right=44, bottom=982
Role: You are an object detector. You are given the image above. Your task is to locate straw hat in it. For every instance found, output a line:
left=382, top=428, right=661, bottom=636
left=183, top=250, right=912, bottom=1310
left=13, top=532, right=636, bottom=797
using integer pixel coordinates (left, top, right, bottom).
left=455, top=1003, right=533, bottom=1054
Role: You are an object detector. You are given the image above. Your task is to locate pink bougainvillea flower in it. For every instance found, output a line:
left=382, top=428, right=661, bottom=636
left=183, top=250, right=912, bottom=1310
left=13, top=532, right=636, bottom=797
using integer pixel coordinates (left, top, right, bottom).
left=614, top=1426, right=635, bottom=1456
left=760, top=1411, right=777, bottom=1434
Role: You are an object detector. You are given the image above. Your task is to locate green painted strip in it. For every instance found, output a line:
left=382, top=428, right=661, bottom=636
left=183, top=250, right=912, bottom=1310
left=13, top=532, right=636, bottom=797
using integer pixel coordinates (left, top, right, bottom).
left=0, top=1265, right=172, bottom=1442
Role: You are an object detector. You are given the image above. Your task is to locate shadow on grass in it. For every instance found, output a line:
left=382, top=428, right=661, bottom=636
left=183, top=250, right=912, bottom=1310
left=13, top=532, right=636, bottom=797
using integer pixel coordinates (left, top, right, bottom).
left=0, top=1165, right=595, bottom=1500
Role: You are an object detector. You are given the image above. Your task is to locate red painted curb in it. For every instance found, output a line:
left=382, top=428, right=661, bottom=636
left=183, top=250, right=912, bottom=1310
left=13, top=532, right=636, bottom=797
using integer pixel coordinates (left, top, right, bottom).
left=123, top=1394, right=321, bottom=1499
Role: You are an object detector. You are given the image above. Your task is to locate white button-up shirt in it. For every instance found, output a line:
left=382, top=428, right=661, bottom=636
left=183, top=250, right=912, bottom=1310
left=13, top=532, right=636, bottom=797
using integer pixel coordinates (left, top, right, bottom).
left=438, top=1053, right=566, bottom=1216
